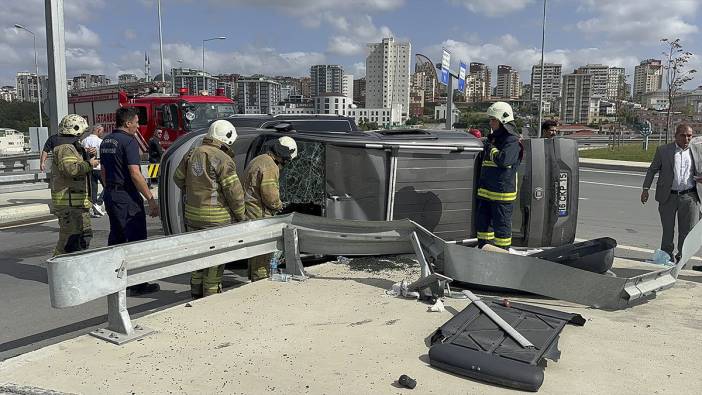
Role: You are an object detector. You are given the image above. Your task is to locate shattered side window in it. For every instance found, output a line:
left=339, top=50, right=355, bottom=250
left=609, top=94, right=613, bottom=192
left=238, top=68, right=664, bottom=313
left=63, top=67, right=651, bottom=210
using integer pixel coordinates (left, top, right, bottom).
left=280, top=141, right=325, bottom=208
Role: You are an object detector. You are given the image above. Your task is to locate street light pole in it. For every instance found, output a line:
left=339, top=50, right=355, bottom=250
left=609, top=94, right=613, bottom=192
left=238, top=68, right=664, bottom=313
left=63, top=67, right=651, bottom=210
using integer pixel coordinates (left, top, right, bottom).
left=537, top=0, right=547, bottom=138
left=157, top=0, right=165, bottom=93
left=14, top=24, right=42, bottom=127
left=201, top=36, right=226, bottom=95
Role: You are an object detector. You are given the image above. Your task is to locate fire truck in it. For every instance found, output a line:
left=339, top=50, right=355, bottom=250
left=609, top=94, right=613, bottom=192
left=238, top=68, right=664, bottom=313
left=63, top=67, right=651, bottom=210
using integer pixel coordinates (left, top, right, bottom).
left=68, top=81, right=236, bottom=150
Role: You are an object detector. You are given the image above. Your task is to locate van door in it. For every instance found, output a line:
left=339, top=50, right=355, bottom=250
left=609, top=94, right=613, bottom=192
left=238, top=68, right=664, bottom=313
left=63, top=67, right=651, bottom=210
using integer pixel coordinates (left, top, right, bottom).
left=325, top=144, right=388, bottom=221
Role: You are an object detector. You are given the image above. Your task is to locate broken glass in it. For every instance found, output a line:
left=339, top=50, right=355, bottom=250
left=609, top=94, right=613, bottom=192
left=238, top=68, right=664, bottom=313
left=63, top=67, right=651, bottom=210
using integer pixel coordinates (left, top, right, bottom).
left=280, top=141, right=325, bottom=207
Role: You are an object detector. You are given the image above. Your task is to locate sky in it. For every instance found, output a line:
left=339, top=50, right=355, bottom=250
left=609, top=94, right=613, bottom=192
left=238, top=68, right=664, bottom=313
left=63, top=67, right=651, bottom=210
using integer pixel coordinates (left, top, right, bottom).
left=1, top=0, right=700, bottom=89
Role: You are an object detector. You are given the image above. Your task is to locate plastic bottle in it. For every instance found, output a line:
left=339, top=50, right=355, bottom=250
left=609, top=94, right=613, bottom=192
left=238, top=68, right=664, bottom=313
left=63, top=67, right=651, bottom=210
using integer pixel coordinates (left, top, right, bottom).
left=269, top=254, right=279, bottom=280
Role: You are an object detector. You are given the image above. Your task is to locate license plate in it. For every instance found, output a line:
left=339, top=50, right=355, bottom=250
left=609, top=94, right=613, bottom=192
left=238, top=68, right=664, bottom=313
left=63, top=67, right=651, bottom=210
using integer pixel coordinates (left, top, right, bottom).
left=558, top=172, right=568, bottom=217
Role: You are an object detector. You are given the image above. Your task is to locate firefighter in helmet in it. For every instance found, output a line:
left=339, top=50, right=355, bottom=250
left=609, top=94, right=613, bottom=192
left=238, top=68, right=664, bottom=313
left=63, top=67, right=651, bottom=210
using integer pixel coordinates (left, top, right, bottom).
left=51, top=114, right=99, bottom=256
left=174, top=120, right=246, bottom=298
left=476, top=101, right=523, bottom=249
left=243, top=136, right=298, bottom=281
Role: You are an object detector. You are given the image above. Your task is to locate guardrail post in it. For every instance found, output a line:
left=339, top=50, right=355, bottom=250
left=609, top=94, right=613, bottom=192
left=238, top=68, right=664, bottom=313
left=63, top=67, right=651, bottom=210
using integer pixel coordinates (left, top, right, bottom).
left=90, top=289, right=155, bottom=345
left=283, top=227, right=307, bottom=279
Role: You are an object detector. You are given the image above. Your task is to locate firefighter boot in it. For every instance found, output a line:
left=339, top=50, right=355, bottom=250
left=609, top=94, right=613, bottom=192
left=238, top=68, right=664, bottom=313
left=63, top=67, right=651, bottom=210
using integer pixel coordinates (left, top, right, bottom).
left=202, top=265, right=225, bottom=297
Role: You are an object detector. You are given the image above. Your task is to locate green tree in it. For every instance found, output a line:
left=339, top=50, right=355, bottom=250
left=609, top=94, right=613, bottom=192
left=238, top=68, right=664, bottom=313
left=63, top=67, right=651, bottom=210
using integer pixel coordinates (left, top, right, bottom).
left=661, top=38, right=696, bottom=143
left=0, top=100, right=48, bottom=135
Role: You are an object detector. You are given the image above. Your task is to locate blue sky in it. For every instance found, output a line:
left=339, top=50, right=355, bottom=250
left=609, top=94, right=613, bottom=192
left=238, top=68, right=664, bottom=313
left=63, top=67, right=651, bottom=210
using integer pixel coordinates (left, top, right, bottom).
left=1, top=0, right=700, bottom=88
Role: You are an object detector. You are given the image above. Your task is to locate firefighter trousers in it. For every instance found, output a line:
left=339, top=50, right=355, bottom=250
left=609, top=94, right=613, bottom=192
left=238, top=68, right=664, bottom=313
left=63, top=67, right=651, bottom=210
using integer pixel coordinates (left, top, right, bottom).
left=476, top=198, right=514, bottom=249
left=186, top=224, right=225, bottom=297
left=54, top=209, right=92, bottom=256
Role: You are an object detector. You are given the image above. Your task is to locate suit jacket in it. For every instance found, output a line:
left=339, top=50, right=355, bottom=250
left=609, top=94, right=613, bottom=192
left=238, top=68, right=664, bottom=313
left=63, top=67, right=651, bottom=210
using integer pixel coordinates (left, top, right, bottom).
left=643, top=142, right=702, bottom=203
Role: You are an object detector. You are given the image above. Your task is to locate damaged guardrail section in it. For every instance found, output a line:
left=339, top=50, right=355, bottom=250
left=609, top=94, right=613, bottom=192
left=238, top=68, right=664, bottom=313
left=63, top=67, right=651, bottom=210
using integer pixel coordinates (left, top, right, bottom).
left=46, top=213, right=697, bottom=345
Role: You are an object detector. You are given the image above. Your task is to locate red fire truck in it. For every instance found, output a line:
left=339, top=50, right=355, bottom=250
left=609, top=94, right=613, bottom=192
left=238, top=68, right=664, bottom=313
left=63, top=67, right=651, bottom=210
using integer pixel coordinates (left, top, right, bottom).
left=68, top=82, right=236, bottom=150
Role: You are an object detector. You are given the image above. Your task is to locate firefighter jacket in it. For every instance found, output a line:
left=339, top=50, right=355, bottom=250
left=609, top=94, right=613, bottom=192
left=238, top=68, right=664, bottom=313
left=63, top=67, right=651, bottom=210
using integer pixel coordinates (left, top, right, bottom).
left=173, top=138, right=245, bottom=227
left=242, top=152, right=283, bottom=219
left=51, top=141, right=92, bottom=211
left=478, top=122, right=522, bottom=202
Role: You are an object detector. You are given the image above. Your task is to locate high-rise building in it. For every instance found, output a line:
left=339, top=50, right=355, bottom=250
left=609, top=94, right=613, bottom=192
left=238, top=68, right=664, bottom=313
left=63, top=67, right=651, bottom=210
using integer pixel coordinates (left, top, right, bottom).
left=365, top=37, right=411, bottom=121
left=607, top=67, right=627, bottom=100
left=216, top=74, right=241, bottom=100
left=633, top=59, right=663, bottom=103
left=171, top=68, right=218, bottom=96
left=0, top=86, right=17, bottom=102
left=495, top=65, right=520, bottom=100
left=236, top=77, right=281, bottom=114
left=469, top=62, right=491, bottom=102
left=561, top=73, right=592, bottom=124
left=342, top=74, right=354, bottom=100
left=353, top=77, right=366, bottom=107
left=118, top=74, right=139, bottom=84
left=71, top=74, right=110, bottom=90
left=414, top=61, right=440, bottom=103
left=310, top=65, right=343, bottom=97
left=575, top=64, right=609, bottom=99
left=16, top=72, right=47, bottom=103
left=530, top=63, right=562, bottom=103
left=298, top=76, right=312, bottom=98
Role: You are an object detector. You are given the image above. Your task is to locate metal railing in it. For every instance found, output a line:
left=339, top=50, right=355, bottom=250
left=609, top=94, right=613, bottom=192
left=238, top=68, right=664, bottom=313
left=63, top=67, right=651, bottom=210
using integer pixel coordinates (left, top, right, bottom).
left=46, top=213, right=691, bottom=345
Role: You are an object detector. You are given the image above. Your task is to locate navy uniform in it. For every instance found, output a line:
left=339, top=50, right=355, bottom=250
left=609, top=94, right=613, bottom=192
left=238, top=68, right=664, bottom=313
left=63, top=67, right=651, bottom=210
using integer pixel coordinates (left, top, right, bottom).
left=100, top=129, right=147, bottom=244
left=477, top=102, right=522, bottom=249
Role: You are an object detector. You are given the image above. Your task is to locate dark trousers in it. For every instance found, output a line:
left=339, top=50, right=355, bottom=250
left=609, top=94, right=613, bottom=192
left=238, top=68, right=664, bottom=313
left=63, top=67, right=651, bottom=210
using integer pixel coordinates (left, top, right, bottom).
left=104, top=189, right=147, bottom=246
left=476, top=198, right=514, bottom=249
left=89, top=170, right=103, bottom=205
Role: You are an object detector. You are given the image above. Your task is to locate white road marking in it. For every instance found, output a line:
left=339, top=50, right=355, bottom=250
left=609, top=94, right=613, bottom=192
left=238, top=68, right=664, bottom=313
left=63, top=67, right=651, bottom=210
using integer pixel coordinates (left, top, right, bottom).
left=0, top=218, right=57, bottom=230
left=580, top=181, right=650, bottom=190
left=578, top=197, right=589, bottom=200
left=580, top=169, right=646, bottom=177
left=575, top=238, right=702, bottom=262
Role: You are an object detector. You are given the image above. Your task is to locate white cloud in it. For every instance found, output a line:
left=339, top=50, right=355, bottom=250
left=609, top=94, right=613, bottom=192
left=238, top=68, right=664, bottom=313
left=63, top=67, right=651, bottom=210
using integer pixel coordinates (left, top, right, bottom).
left=352, top=62, right=366, bottom=78
left=576, top=0, right=699, bottom=43
left=326, top=15, right=393, bottom=56
left=123, top=29, right=138, bottom=41
left=65, top=25, right=101, bottom=48
left=205, top=0, right=404, bottom=16
left=450, top=0, right=533, bottom=17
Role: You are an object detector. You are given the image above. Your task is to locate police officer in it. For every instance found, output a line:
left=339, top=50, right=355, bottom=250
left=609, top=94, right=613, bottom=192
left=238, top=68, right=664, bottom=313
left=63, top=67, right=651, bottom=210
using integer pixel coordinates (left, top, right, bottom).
left=51, top=114, right=99, bottom=256
left=174, top=120, right=246, bottom=298
left=243, top=136, right=297, bottom=281
left=476, top=102, right=522, bottom=249
left=100, top=107, right=160, bottom=295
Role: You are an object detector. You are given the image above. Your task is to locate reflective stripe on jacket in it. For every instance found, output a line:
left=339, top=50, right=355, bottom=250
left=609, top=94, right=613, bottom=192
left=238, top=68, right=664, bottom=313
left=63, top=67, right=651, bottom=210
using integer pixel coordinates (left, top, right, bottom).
left=51, top=143, right=92, bottom=209
left=242, top=153, right=282, bottom=219
left=478, top=122, right=521, bottom=202
left=174, top=138, right=245, bottom=228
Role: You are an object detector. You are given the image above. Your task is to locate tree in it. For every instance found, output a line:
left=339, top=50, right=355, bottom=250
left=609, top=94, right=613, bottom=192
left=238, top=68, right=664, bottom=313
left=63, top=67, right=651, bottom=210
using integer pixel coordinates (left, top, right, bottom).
left=661, top=38, right=696, bottom=143
left=0, top=100, right=48, bottom=135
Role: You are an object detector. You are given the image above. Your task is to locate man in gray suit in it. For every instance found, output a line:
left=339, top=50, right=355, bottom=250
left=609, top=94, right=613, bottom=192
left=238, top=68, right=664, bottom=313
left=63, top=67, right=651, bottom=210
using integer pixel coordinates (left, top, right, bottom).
left=642, top=124, right=702, bottom=263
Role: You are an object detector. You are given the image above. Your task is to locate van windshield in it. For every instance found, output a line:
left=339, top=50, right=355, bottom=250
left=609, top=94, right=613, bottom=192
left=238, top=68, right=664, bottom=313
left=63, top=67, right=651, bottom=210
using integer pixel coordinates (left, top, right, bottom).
left=184, top=102, right=236, bottom=130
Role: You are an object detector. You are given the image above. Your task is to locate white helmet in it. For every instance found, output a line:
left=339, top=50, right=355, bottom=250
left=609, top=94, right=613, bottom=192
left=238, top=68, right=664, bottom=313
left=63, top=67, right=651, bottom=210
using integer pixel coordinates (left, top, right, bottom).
left=206, top=120, right=237, bottom=146
left=486, top=101, right=514, bottom=124
left=272, top=136, right=298, bottom=161
left=59, top=114, right=89, bottom=136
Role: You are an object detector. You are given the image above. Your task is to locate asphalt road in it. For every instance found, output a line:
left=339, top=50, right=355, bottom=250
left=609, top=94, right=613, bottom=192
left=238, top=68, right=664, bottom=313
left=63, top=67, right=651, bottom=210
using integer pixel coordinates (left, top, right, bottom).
left=0, top=167, right=692, bottom=361
left=0, top=215, right=249, bottom=361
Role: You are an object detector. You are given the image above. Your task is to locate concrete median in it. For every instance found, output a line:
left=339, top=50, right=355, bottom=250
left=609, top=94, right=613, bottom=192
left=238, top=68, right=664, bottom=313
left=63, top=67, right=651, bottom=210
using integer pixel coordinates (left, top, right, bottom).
left=0, top=203, right=52, bottom=227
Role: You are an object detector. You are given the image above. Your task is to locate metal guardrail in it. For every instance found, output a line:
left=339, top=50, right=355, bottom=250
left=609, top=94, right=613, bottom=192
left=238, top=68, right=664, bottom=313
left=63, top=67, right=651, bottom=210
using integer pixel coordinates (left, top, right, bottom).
left=47, top=213, right=690, bottom=345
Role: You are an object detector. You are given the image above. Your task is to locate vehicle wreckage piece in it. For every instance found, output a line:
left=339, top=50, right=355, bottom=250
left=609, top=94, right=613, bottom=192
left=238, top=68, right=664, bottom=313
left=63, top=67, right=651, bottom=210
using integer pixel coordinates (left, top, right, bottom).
left=530, top=237, right=616, bottom=274
left=429, top=299, right=586, bottom=392
left=46, top=213, right=691, bottom=344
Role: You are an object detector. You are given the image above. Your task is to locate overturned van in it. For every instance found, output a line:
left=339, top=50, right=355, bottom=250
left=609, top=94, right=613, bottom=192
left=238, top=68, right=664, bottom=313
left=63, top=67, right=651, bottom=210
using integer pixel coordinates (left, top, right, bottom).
left=159, top=126, right=579, bottom=247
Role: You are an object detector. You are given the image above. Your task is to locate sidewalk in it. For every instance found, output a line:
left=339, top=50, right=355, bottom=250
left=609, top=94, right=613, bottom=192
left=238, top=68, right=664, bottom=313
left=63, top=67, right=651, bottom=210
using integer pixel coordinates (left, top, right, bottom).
left=1, top=257, right=700, bottom=394
left=579, top=158, right=650, bottom=172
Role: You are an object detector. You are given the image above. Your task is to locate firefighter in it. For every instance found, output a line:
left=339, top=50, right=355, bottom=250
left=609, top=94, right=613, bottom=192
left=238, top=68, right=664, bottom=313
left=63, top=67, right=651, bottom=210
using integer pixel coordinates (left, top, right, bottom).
left=174, top=120, right=246, bottom=298
left=243, top=136, right=298, bottom=281
left=476, top=101, right=522, bottom=249
left=51, top=114, right=99, bottom=256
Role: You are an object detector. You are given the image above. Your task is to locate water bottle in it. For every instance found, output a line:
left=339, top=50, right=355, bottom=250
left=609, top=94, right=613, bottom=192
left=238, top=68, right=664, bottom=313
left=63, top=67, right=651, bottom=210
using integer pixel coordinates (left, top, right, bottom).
left=269, top=254, right=279, bottom=280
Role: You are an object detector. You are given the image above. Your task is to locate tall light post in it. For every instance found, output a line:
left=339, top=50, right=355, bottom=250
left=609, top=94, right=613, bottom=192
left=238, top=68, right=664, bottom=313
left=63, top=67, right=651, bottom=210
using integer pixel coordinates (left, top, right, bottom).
left=202, top=36, right=226, bottom=94
left=14, top=24, right=42, bottom=127
left=157, top=0, right=165, bottom=93
left=536, top=0, right=547, bottom=138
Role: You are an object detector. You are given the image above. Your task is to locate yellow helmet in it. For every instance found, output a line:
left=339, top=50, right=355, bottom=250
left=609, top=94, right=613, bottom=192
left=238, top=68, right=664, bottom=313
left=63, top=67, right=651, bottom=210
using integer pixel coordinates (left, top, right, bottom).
left=59, top=114, right=89, bottom=136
